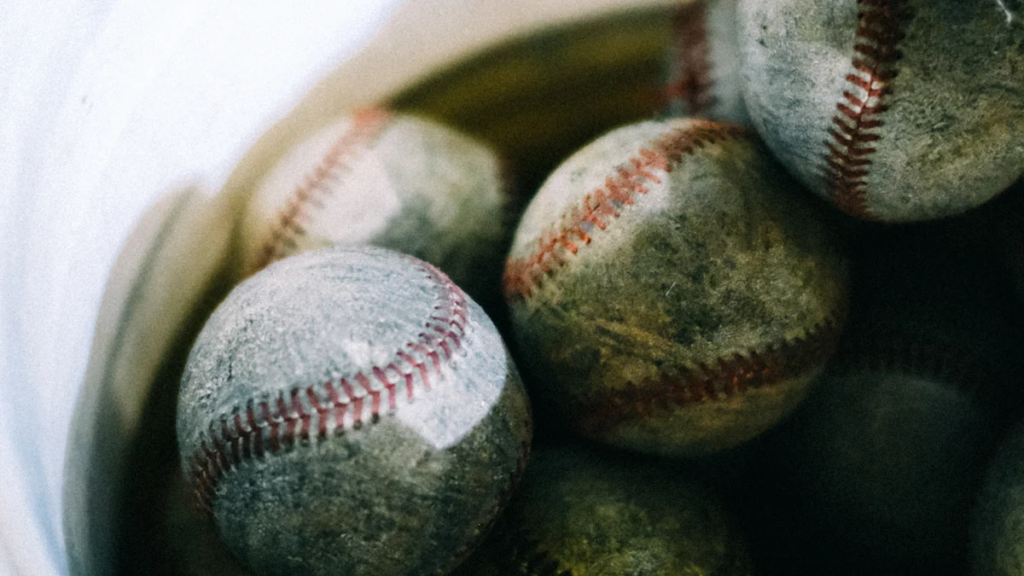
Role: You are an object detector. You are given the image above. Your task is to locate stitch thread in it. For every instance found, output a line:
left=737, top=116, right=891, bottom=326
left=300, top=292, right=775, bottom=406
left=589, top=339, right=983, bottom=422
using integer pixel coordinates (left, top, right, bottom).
left=502, top=121, right=750, bottom=302
left=253, top=107, right=392, bottom=271
left=822, top=0, right=913, bottom=219
left=580, top=309, right=846, bottom=435
left=187, top=259, right=468, bottom=512
left=664, top=0, right=715, bottom=117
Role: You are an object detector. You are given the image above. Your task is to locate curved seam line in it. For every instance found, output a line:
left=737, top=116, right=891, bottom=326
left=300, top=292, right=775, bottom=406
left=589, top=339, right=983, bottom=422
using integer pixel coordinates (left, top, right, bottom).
left=502, top=120, right=750, bottom=302
left=186, top=258, right=468, bottom=512
left=822, top=0, right=913, bottom=219
left=253, top=107, right=392, bottom=271
left=580, top=306, right=848, bottom=433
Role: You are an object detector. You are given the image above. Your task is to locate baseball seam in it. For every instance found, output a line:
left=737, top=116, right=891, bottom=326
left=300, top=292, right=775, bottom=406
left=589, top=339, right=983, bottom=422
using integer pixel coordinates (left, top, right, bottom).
left=664, top=0, right=716, bottom=116
left=187, top=259, right=468, bottom=512
left=580, top=309, right=846, bottom=434
left=502, top=120, right=750, bottom=302
left=253, top=107, right=392, bottom=271
left=822, top=0, right=913, bottom=219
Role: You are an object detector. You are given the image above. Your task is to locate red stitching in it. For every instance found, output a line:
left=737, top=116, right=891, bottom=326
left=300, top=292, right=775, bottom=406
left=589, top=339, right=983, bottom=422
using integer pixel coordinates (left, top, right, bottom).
left=253, top=107, right=392, bottom=271
left=579, top=309, right=847, bottom=436
left=187, top=259, right=469, bottom=512
left=664, top=0, right=715, bottom=116
left=823, top=0, right=913, bottom=219
left=502, top=121, right=750, bottom=302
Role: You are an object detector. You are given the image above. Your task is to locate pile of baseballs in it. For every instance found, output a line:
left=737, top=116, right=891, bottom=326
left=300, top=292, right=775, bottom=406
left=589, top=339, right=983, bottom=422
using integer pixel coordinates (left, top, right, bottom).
left=172, top=1, right=1023, bottom=575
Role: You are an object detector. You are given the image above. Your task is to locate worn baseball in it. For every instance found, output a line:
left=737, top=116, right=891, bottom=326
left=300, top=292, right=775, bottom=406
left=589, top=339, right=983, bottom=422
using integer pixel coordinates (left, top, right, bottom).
left=237, top=107, right=509, bottom=300
left=973, top=419, right=1024, bottom=576
left=176, top=246, right=532, bottom=576
left=758, top=333, right=1014, bottom=573
left=503, top=118, right=849, bottom=457
left=737, top=0, right=1024, bottom=222
left=663, top=0, right=750, bottom=124
left=741, top=230, right=1024, bottom=574
left=452, top=444, right=753, bottom=576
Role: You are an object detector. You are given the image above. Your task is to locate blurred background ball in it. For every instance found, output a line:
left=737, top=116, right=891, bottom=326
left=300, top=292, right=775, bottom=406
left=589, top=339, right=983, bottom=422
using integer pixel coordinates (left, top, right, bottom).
left=237, top=108, right=510, bottom=302
left=453, top=443, right=753, bottom=576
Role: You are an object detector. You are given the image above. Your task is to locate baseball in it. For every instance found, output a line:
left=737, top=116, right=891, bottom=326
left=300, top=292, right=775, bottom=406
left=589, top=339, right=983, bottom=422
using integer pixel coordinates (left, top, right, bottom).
left=176, top=246, right=532, bottom=576
left=452, top=444, right=753, bottom=575
left=737, top=0, right=1024, bottom=222
left=503, top=118, right=849, bottom=457
left=740, top=228, right=1024, bottom=574
left=757, top=333, right=1012, bottom=573
left=663, top=0, right=750, bottom=124
left=236, top=107, right=510, bottom=300
left=973, top=419, right=1024, bottom=576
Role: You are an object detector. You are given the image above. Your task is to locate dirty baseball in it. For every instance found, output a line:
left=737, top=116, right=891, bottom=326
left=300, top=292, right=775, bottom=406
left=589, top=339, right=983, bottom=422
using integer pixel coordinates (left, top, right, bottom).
left=453, top=444, right=753, bottom=575
left=737, top=0, right=1024, bottom=221
left=237, top=108, right=510, bottom=300
left=176, top=246, right=532, bottom=576
left=504, top=118, right=849, bottom=457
